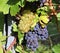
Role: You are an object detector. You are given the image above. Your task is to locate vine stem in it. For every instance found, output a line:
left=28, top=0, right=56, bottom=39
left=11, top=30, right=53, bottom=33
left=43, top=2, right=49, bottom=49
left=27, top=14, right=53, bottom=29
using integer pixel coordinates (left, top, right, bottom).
left=48, top=0, right=60, bottom=33
left=48, top=35, right=53, bottom=48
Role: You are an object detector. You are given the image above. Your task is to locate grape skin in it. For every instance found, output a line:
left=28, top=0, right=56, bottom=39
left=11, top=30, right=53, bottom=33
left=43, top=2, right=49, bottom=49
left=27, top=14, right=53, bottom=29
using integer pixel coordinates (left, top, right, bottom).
left=25, top=23, right=48, bottom=51
left=39, top=0, right=46, bottom=7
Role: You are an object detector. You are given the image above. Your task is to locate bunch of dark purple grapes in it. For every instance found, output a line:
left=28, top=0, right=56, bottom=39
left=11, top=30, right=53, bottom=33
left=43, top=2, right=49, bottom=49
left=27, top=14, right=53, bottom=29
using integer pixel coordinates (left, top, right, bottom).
left=39, top=0, right=46, bottom=7
left=25, top=23, right=48, bottom=51
left=25, top=31, right=38, bottom=51
left=33, top=23, right=48, bottom=40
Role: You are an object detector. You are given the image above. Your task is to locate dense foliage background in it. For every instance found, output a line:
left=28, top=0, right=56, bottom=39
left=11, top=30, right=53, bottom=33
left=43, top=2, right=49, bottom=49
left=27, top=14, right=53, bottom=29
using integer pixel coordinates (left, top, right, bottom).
left=0, top=0, right=60, bottom=53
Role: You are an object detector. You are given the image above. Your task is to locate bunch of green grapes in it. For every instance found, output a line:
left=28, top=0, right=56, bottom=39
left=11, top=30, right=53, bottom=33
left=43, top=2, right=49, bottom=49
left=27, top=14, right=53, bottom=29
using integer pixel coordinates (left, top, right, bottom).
left=18, top=10, right=38, bottom=33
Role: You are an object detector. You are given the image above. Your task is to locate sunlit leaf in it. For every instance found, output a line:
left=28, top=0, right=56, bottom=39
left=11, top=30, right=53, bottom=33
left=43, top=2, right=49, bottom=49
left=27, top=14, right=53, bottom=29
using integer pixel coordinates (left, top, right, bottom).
left=57, top=13, right=60, bottom=20
left=18, top=30, right=24, bottom=39
left=31, top=14, right=39, bottom=29
left=16, top=45, right=28, bottom=53
left=0, top=36, right=6, bottom=41
left=0, top=0, right=8, bottom=5
left=10, top=4, right=20, bottom=16
left=0, top=32, right=2, bottom=36
left=0, top=13, right=4, bottom=31
left=17, top=0, right=25, bottom=7
left=12, top=22, right=18, bottom=32
left=26, top=0, right=38, bottom=2
left=18, top=30, right=24, bottom=44
left=15, top=45, right=22, bottom=52
left=0, top=0, right=10, bottom=14
left=0, top=43, right=3, bottom=53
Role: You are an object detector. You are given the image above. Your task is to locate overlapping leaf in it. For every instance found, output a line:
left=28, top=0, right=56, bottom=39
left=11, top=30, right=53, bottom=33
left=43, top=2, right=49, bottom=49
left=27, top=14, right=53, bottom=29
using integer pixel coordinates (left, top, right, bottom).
left=0, top=13, right=4, bottom=31
left=26, top=0, right=38, bottom=2
left=10, top=4, right=20, bottom=16
left=57, top=13, right=60, bottom=20
left=52, top=44, right=60, bottom=53
left=0, top=0, right=10, bottom=14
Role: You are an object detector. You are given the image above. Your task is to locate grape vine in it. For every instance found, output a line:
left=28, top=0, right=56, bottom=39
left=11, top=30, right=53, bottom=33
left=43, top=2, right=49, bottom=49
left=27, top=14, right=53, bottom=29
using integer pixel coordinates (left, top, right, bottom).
left=0, top=0, right=60, bottom=53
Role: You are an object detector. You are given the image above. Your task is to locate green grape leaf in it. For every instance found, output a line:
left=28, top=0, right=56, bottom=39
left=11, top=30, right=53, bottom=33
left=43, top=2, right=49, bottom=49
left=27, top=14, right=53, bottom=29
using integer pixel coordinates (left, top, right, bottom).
left=37, top=45, right=47, bottom=52
left=18, top=30, right=24, bottom=44
left=0, top=43, right=3, bottom=53
left=7, top=0, right=20, bottom=5
left=0, top=0, right=10, bottom=14
left=19, top=38, right=23, bottom=45
left=52, top=44, right=60, bottom=53
left=0, top=13, right=4, bottom=31
left=18, top=30, right=24, bottom=39
left=6, top=50, right=12, bottom=53
left=26, top=0, right=38, bottom=2
left=36, top=8, right=41, bottom=14
left=0, top=32, right=2, bottom=36
left=0, top=32, right=6, bottom=43
left=0, top=0, right=8, bottom=5
left=10, top=4, right=20, bottom=16
left=0, top=32, right=6, bottom=45
left=40, top=6, right=49, bottom=12
left=15, top=45, right=28, bottom=53
left=12, top=23, right=18, bottom=32
left=43, top=50, right=52, bottom=53
left=0, top=36, right=6, bottom=42
left=31, top=14, right=39, bottom=29
left=41, top=11, right=47, bottom=15
left=1, top=41, right=6, bottom=45
left=17, top=0, right=25, bottom=7
left=0, top=29, right=6, bottom=42
left=57, top=13, right=60, bottom=20
left=15, top=45, right=22, bottom=52
left=36, top=6, right=49, bottom=16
